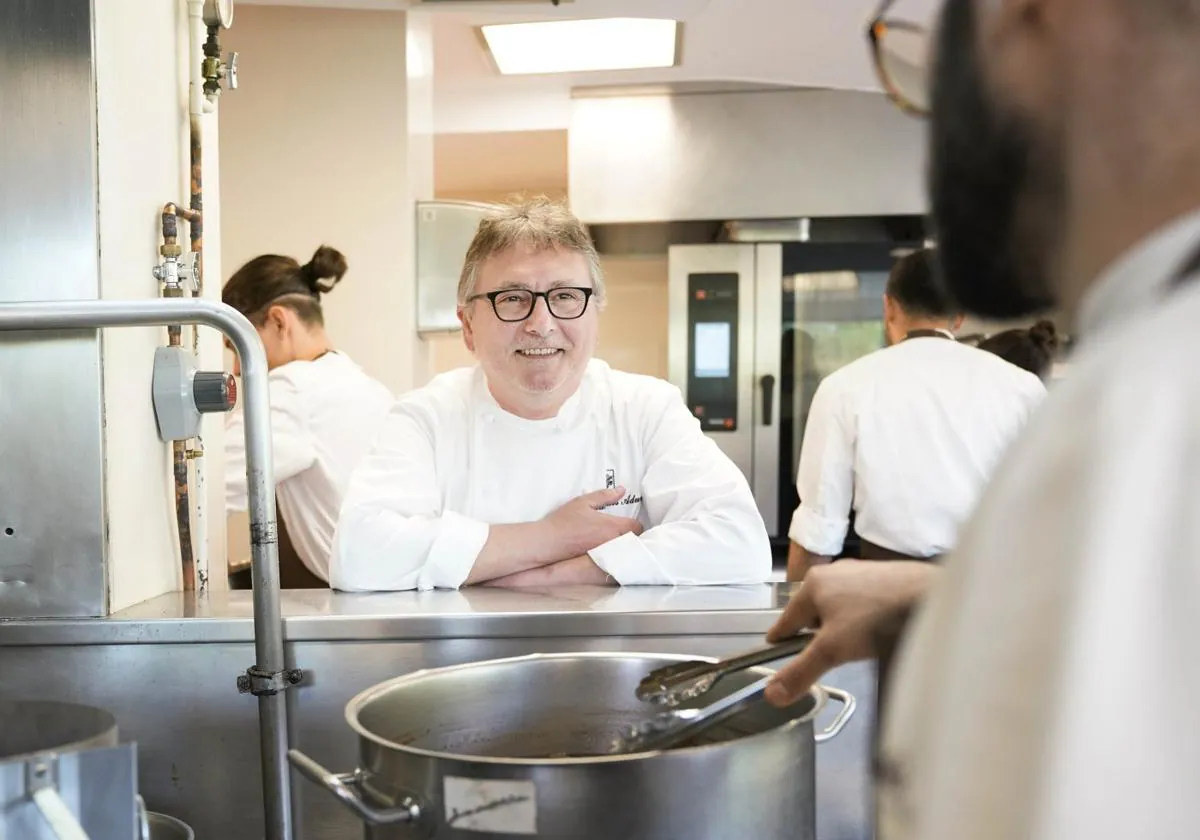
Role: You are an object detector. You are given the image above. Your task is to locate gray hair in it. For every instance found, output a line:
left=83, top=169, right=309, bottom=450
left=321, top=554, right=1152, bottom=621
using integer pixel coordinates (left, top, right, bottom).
left=456, top=196, right=606, bottom=307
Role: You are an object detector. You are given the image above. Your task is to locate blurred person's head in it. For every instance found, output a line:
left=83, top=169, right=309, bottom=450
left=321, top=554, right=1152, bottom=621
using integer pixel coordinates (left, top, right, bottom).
left=884, top=248, right=964, bottom=345
left=929, top=0, right=1200, bottom=320
left=978, top=319, right=1061, bottom=379
left=457, top=197, right=604, bottom=420
left=222, top=246, right=346, bottom=374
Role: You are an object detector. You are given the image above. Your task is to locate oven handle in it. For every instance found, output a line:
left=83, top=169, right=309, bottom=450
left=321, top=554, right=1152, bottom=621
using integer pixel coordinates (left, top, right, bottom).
left=760, top=374, right=777, bottom=426
left=288, top=749, right=422, bottom=825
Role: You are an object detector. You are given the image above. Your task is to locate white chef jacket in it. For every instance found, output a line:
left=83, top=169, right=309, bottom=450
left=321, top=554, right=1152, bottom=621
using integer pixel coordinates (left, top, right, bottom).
left=329, top=359, right=771, bottom=591
left=789, top=336, right=1046, bottom=557
left=879, top=208, right=1200, bottom=840
left=225, top=351, right=393, bottom=581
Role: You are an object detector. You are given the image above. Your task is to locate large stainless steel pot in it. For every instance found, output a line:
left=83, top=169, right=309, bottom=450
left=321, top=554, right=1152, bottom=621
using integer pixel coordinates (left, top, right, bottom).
left=291, top=652, right=855, bottom=840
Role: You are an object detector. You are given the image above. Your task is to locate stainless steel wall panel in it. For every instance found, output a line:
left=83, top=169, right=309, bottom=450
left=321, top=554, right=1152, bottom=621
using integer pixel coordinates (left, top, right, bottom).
left=0, top=0, right=106, bottom=617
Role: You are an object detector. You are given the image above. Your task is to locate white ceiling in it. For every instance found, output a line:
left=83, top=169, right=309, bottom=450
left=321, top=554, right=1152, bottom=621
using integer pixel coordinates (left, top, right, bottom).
left=240, top=0, right=941, bottom=134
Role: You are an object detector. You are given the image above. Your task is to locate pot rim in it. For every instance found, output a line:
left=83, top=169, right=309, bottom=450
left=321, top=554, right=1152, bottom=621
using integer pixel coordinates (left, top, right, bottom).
left=343, top=651, right=826, bottom=766
left=0, top=699, right=119, bottom=762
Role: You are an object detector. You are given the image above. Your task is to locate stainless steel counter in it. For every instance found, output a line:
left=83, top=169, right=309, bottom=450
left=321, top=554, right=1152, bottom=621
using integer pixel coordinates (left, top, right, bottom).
left=0, top=583, right=873, bottom=840
left=0, top=583, right=789, bottom=644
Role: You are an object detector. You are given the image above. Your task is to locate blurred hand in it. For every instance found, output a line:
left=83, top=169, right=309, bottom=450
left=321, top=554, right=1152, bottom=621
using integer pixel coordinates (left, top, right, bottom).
left=541, top=487, right=643, bottom=558
left=485, top=555, right=615, bottom=588
left=763, top=560, right=937, bottom=707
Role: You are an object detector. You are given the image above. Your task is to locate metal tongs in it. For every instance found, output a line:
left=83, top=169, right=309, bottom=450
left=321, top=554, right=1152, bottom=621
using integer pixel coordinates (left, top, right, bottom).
left=611, top=674, right=776, bottom=754
left=611, top=632, right=817, bottom=755
left=634, top=631, right=816, bottom=707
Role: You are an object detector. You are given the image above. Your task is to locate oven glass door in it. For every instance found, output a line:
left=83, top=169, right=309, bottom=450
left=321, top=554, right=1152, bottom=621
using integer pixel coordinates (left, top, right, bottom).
left=768, top=242, right=906, bottom=557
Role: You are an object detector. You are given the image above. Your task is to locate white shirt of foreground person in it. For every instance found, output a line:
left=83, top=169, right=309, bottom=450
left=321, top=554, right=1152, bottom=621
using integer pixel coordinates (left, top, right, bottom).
left=879, top=211, right=1200, bottom=840
left=790, top=336, right=1045, bottom=558
left=331, top=358, right=771, bottom=590
left=225, top=351, right=393, bottom=581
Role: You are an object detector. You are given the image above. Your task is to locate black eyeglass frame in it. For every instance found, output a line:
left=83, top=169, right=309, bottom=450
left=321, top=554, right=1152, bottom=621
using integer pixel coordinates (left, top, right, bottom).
left=866, top=0, right=931, bottom=119
left=467, top=286, right=596, bottom=323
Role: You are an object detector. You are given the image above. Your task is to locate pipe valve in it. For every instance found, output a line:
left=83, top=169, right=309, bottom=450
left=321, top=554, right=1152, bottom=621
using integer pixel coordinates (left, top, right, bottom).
left=203, top=24, right=238, bottom=98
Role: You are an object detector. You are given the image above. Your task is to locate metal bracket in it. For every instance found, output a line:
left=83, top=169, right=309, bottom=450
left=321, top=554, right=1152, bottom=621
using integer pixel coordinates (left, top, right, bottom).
left=237, top=666, right=304, bottom=697
left=25, top=754, right=58, bottom=794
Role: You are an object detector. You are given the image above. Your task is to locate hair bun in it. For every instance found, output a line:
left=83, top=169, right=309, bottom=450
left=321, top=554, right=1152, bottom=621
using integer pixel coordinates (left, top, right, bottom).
left=300, top=245, right=348, bottom=295
left=1028, top=319, right=1059, bottom=351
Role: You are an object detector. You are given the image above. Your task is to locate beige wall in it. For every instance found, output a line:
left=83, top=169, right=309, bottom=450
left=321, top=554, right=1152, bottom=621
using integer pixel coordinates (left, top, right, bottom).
left=220, top=5, right=431, bottom=397
left=95, top=0, right=226, bottom=610
left=594, top=257, right=669, bottom=380
left=219, top=5, right=431, bottom=574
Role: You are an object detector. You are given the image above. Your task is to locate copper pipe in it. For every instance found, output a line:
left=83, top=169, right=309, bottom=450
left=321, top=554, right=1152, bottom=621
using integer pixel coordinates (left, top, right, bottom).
left=159, top=197, right=203, bottom=591
left=172, top=441, right=195, bottom=590
left=189, top=117, right=203, bottom=298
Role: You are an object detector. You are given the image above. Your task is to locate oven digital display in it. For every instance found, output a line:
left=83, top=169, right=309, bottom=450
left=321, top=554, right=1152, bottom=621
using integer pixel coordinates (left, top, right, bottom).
left=693, top=322, right=732, bottom=379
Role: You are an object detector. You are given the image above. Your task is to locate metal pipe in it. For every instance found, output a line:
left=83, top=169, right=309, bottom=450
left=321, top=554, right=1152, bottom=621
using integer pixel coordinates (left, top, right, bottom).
left=159, top=203, right=199, bottom=592
left=0, top=298, right=293, bottom=840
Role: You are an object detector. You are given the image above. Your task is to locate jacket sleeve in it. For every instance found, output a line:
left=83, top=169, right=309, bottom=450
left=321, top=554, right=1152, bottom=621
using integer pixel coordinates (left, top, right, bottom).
left=225, top=376, right=318, bottom=513
left=787, top=376, right=855, bottom=556
left=328, top=402, right=488, bottom=592
left=588, top=385, right=772, bottom=585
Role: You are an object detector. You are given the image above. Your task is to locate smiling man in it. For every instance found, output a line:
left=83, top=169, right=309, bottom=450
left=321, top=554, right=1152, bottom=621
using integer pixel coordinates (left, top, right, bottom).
left=329, top=197, right=771, bottom=591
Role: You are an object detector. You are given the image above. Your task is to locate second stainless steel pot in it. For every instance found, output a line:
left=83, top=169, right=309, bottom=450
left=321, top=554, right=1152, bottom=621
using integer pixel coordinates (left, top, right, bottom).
left=291, top=652, right=855, bottom=840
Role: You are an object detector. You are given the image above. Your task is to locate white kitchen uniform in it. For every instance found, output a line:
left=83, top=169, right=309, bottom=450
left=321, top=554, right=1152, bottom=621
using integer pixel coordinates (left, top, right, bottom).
left=789, top=336, right=1046, bottom=557
left=226, top=351, right=393, bottom=582
left=329, top=359, right=771, bottom=591
left=878, top=209, right=1200, bottom=840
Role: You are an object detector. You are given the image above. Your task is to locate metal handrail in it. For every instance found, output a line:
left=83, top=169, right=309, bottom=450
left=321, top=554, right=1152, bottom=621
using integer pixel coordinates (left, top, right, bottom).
left=0, top=299, right=293, bottom=840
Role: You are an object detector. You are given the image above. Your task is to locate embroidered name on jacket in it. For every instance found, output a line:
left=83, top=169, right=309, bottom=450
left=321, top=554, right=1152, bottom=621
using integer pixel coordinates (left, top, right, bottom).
left=600, top=493, right=643, bottom=508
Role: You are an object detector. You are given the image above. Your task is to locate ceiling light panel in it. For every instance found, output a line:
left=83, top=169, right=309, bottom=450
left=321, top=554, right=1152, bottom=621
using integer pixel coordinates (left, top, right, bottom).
left=480, top=18, right=679, bottom=76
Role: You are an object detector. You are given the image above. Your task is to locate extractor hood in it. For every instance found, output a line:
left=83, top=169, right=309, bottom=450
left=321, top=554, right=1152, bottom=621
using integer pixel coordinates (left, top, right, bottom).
left=569, top=87, right=928, bottom=226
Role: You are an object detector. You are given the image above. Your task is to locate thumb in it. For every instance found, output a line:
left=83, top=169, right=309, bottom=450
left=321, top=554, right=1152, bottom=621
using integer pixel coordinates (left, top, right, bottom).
left=763, top=639, right=832, bottom=708
left=584, top=486, right=625, bottom=508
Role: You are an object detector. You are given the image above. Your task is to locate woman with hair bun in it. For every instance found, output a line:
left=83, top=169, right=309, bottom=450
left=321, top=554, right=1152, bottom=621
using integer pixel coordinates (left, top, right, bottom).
left=222, top=245, right=393, bottom=586
left=977, top=319, right=1061, bottom=380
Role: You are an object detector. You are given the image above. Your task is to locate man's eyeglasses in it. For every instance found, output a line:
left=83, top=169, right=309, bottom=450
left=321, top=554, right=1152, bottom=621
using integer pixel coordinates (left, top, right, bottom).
left=867, top=0, right=932, bottom=118
left=469, top=287, right=595, bottom=323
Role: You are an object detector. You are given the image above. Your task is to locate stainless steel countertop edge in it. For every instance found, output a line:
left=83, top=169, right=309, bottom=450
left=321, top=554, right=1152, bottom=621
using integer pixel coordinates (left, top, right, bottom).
left=0, top=585, right=794, bottom=645
left=0, top=610, right=779, bottom=645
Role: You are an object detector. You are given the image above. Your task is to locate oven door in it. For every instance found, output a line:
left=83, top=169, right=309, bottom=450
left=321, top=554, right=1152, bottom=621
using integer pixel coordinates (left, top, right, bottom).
left=668, top=241, right=907, bottom=558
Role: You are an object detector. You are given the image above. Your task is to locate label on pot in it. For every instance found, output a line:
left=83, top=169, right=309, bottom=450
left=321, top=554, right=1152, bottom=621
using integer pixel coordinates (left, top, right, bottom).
left=443, top=776, right=537, bottom=834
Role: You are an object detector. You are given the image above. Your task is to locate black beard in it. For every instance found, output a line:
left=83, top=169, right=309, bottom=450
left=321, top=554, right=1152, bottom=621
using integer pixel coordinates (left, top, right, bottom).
left=928, top=0, right=1062, bottom=319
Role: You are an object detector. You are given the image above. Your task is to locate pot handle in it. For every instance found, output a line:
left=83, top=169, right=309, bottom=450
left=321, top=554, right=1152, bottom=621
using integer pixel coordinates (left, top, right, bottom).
left=813, top=685, right=857, bottom=744
left=288, top=749, right=421, bottom=825
left=31, top=786, right=91, bottom=840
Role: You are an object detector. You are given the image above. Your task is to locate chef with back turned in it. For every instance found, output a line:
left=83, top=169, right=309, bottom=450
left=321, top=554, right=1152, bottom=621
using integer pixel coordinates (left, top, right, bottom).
left=786, top=247, right=1046, bottom=581
left=329, top=196, right=771, bottom=591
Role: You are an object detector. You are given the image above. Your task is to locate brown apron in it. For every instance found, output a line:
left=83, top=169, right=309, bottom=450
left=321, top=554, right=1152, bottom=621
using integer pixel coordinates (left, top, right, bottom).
left=229, top=505, right=327, bottom=590
left=859, top=540, right=940, bottom=728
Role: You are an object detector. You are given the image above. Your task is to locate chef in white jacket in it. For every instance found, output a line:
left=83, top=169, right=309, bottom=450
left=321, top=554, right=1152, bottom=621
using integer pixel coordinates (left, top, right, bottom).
left=331, top=197, right=771, bottom=591
left=787, top=247, right=1044, bottom=580
left=765, top=1, right=1200, bottom=839
left=223, top=246, right=393, bottom=584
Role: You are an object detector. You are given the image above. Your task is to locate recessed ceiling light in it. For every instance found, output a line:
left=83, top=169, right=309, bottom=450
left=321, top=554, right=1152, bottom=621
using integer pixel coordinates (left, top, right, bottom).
left=480, top=18, right=679, bottom=76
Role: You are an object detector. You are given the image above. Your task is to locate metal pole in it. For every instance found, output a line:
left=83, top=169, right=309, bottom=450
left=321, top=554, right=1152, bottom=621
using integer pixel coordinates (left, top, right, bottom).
left=0, top=298, right=293, bottom=840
